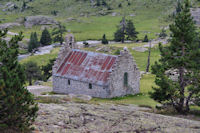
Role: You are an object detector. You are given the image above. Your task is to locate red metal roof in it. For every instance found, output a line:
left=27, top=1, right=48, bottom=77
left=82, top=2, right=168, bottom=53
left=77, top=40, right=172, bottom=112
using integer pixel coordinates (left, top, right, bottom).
left=55, top=49, right=118, bottom=86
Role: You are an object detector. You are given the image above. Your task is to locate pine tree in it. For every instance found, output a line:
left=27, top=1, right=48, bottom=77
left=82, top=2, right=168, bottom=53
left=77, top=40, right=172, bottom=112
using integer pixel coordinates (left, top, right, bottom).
left=159, top=28, right=167, bottom=39
left=150, top=0, right=200, bottom=113
left=0, top=30, right=38, bottom=132
left=125, top=20, right=138, bottom=40
left=102, top=34, right=108, bottom=44
left=102, top=0, right=107, bottom=6
left=42, top=58, right=56, bottom=82
left=143, top=34, right=149, bottom=42
left=52, top=22, right=67, bottom=45
left=114, top=17, right=138, bottom=43
left=28, top=32, right=39, bottom=52
left=96, top=0, right=100, bottom=6
left=40, top=28, right=52, bottom=46
left=114, top=17, right=126, bottom=43
left=176, top=0, right=182, bottom=13
left=24, top=61, right=42, bottom=85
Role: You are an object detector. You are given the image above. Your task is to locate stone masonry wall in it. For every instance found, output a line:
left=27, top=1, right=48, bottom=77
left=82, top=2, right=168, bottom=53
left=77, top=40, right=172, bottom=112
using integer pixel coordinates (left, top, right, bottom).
left=53, top=76, right=110, bottom=98
left=108, top=49, right=140, bottom=97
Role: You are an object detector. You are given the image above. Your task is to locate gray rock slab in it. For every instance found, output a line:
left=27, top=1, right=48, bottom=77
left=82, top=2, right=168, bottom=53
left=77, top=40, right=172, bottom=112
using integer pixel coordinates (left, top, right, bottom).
left=33, top=103, right=200, bottom=133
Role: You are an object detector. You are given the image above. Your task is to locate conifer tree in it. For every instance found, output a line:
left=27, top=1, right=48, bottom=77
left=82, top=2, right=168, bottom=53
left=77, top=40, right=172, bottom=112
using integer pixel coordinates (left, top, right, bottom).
left=150, top=0, right=200, bottom=113
left=176, top=0, right=182, bottom=13
left=42, top=58, right=56, bottom=81
left=114, top=17, right=138, bottom=43
left=28, top=32, right=39, bottom=52
left=96, top=0, right=100, bottom=6
left=52, top=22, right=67, bottom=45
left=40, top=28, right=52, bottom=46
left=125, top=20, right=138, bottom=40
left=102, top=34, right=108, bottom=44
left=0, top=30, right=38, bottom=132
left=24, top=61, right=42, bottom=85
left=143, top=34, right=149, bottom=42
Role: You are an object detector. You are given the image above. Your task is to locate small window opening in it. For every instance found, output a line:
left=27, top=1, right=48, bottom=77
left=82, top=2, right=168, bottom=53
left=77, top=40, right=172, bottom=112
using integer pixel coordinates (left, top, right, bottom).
left=68, top=79, right=71, bottom=85
left=89, top=83, right=92, bottom=89
left=124, top=72, right=128, bottom=87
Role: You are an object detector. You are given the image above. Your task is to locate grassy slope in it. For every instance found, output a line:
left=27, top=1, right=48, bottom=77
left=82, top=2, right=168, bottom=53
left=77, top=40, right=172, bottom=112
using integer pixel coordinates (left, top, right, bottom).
left=0, top=0, right=177, bottom=41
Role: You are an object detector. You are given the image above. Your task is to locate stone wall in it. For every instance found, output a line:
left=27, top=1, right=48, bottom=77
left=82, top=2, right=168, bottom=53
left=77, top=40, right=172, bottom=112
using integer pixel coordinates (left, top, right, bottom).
left=53, top=76, right=110, bottom=98
left=109, top=49, right=140, bottom=97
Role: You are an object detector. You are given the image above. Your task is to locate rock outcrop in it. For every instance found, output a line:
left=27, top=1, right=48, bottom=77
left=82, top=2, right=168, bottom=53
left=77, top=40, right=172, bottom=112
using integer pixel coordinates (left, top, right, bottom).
left=191, top=8, right=200, bottom=26
left=0, top=23, right=21, bottom=30
left=33, top=103, right=200, bottom=133
left=24, top=15, right=58, bottom=28
left=2, top=2, right=18, bottom=12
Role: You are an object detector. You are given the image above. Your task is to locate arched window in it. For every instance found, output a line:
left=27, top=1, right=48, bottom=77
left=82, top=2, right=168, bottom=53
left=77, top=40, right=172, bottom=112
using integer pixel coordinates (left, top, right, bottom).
left=124, top=72, right=128, bottom=87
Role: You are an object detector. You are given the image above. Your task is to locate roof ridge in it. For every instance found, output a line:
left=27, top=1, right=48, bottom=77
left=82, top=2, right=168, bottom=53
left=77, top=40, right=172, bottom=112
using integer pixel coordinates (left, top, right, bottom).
left=72, top=49, right=118, bottom=58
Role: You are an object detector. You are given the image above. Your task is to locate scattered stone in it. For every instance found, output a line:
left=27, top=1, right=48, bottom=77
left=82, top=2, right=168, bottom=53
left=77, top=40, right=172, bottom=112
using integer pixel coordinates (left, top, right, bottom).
left=18, top=42, right=28, bottom=49
left=7, top=31, right=18, bottom=36
left=66, top=17, right=76, bottom=22
left=2, top=2, right=18, bottom=12
left=140, top=71, right=146, bottom=76
left=129, top=13, right=135, bottom=17
left=96, top=46, right=111, bottom=53
left=0, top=22, right=21, bottom=30
left=16, top=17, right=25, bottom=24
left=24, top=15, right=58, bottom=28
left=111, top=12, right=120, bottom=16
left=132, top=47, right=148, bottom=52
left=165, top=69, right=179, bottom=82
left=34, top=81, right=44, bottom=85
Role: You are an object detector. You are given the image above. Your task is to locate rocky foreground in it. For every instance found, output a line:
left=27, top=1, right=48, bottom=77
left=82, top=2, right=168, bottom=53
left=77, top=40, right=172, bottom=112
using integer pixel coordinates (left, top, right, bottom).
left=33, top=103, right=200, bottom=133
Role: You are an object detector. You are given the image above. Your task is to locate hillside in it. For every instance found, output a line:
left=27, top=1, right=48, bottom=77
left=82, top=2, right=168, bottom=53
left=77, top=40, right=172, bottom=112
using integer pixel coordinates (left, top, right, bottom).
left=1, top=0, right=196, bottom=41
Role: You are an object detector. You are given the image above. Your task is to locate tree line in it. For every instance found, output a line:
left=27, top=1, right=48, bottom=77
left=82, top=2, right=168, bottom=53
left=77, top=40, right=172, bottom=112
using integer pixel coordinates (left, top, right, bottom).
left=28, top=22, right=67, bottom=52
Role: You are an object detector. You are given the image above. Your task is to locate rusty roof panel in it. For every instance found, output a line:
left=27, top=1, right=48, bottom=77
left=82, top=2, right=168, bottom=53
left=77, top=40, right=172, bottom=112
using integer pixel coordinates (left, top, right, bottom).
left=55, top=49, right=118, bottom=86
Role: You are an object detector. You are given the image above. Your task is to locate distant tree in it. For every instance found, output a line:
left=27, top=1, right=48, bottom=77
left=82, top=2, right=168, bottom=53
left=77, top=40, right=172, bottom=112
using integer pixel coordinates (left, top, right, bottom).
left=146, top=41, right=151, bottom=72
left=52, top=22, right=67, bottom=45
left=21, top=1, right=27, bottom=12
left=114, top=17, right=138, bottom=43
left=40, top=28, right=52, bottom=46
left=102, top=0, right=107, bottom=6
left=42, top=58, right=56, bottom=82
left=114, top=17, right=126, bottom=43
left=118, top=3, right=122, bottom=8
left=96, top=0, right=101, bottom=6
left=150, top=0, right=200, bottom=113
left=176, top=0, right=182, bottom=13
left=28, top=32, right=39, bottom=52
left=24, top=61, right=42, bottom=85
left=102, top=34, right=108, bottom=44
left=125, top=20, right=138, bottom=40
left=0, top=30, right=38, bottom=132
left=143, top=35, right=149, bottom=42
left=159, top=28, right=167, bottom=38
